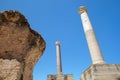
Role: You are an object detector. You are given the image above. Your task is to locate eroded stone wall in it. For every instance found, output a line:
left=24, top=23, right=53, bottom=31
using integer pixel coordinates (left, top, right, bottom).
left=0, top=10, right=46, bottom=80
left=0, top=59, right=23, bottom=80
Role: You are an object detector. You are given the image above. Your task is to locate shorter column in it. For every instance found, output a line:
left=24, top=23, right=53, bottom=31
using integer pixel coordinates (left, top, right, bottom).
left=56, top=41, right=62, bottom=75
left=47, top=41, right=74, bottom=80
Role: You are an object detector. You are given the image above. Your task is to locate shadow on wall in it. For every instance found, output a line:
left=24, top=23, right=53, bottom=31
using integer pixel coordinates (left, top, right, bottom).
left=117, top=77, right=120, bottom=80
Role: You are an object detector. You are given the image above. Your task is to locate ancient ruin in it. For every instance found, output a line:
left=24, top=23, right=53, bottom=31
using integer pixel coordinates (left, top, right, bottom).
left=78, top=6, right=120, bottom=80
left=0, top=10, right=46, bottom=80
left=47, top=41, right=73, bottom=80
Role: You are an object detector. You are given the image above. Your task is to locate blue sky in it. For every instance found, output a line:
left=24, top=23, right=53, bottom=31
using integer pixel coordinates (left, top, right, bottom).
left=0, top=0, right=120, bottom=80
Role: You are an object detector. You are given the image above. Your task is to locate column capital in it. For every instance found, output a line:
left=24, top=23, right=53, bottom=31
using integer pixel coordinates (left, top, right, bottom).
left=78, top=6, right=87, bottom=14
left=56, top=41, right=60, bottom=45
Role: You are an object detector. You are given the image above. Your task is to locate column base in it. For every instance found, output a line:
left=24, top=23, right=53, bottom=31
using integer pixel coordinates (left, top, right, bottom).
left=47, top=74, right=74, bottom=80
left=80, top=64, right=120, bottom=80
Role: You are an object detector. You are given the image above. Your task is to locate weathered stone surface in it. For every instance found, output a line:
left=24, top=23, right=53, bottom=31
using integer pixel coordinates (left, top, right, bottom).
left=0, top=10, right=46, bottom=80
left=80, top=64, right=120, bottom=80
left=47, top=74, right=74, bottom=80
left=0, top=59, right=22, bottom=80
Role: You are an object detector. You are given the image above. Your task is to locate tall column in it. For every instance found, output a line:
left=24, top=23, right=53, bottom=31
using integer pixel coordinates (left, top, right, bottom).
left=56, top=41, right=62, bottom=74
left=78, top=6, right=105, bottom=64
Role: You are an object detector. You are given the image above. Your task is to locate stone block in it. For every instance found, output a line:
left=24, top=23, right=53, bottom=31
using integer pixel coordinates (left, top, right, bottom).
left=47, top=74, right=74, bottom=80
left=80, top=64, right=120, bottom=80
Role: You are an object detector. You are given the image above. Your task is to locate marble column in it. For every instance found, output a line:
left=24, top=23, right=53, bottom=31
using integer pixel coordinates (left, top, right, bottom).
left=78, top=6, right=105, bottom=64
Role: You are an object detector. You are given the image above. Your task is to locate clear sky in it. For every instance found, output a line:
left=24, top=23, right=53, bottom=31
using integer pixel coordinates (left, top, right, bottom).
left=0, top=0, right=120, bottom=80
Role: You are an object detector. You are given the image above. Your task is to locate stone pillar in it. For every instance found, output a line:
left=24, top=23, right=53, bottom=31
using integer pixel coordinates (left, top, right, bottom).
left=78, top=6, right=105, bottom=64
left=56, top=41, right=62, bottom=75
left=47, top=41, right=74, bottom=80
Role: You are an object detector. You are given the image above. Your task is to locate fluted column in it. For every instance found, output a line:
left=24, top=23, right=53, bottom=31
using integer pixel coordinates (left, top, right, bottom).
left=78, top=6, right=105, bottom=64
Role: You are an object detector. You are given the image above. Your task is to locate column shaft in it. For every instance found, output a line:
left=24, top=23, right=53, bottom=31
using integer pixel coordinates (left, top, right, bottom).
left=78, top=6, right=105, bottom=64
left=56, top=41, right=62, bottom=74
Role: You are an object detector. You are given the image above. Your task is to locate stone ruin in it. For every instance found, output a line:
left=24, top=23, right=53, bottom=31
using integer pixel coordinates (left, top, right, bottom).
left=0, top=10, right=46, bottom=80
